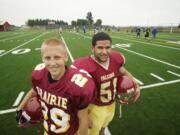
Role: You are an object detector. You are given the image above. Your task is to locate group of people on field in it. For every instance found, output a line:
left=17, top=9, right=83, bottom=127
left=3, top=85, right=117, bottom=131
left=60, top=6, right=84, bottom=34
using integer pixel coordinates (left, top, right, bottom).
left=136, top=27, right=158, bottom=39
left=16, top=32, right=140, bottom=135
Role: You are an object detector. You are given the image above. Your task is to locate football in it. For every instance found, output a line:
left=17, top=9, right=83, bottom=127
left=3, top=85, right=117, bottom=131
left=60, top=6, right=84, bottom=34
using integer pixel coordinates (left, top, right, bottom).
left=117, top=75, right=135, bottom=104
left=23, top=96, right=42, bottom=123
left=117, top=75, right=135, bottom=94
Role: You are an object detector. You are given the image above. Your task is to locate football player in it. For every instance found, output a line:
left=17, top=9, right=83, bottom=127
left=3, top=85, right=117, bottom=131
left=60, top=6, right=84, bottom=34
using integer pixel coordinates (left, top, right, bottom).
left=72, top=32, right=140, bottom=135
left=16, top=38, right=96, bottom=135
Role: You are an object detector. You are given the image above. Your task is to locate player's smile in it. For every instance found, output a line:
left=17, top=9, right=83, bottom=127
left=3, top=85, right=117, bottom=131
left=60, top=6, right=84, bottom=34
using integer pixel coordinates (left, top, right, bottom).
left=42, top=45, right=68, bottom=80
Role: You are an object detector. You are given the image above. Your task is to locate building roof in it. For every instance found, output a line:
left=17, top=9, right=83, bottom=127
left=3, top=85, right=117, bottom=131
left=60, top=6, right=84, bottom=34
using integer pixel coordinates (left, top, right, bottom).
left=0, top=21, right=10, bottom=25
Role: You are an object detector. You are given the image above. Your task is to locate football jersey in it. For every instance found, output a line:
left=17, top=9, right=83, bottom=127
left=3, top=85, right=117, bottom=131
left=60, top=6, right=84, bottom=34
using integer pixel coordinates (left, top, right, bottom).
left=73, top=51, right=125, bottom=106
left=32, top=63, right=96, bottom=135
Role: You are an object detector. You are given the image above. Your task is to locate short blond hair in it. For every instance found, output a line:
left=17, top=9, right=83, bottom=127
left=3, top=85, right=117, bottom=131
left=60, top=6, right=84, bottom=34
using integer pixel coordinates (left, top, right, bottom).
left=41, top=38, right=67, bottom=53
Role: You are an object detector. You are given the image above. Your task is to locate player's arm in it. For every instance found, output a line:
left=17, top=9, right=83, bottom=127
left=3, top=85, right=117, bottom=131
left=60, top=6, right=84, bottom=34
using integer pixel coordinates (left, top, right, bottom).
left=16, top=88, right=37, bottom=125
left=77, top=107, right=89, bottom=135
left=17, top=88, right=37, bottom=111
left=119, top=67, right=140, bottom=103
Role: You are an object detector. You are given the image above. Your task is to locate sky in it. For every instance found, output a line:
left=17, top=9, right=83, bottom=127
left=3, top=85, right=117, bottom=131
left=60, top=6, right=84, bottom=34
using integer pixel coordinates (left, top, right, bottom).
left=1, top=0, right=180, bottom=26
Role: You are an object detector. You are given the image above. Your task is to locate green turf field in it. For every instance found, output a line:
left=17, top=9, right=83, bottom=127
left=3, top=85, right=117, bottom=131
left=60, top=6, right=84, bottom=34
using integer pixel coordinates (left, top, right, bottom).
left=0, top=29, right=179, bottom=135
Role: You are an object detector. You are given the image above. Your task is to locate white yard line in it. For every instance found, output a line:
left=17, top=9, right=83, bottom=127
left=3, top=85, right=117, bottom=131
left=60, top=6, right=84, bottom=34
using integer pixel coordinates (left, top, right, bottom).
left=134, top=77, right=144, bottom=85
left=0, top=32, right=47, bottom=57
left=167, top=70, right=180, bottom=77
left=0, top=108, right=17, bottom=115
left=60, top=36, right=74, bottom=62
left=0, top=32, right=33, bottom=42
left=150, top=73, right=165, bottom=81
left=12, top=91, right=25, bottom=107
left=112, top=35, right=180, bottom=51
left=118, top=47, right=180, bottom=69
left=74, top=32, right=91, bottom=39
left=140, top=79, right=180, bottom=90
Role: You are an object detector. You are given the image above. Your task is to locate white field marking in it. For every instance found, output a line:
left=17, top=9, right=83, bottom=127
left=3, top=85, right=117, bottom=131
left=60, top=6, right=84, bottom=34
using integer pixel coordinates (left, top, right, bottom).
left=60, top=36, right=74, bottom=62
left=140, top=79, right=180, bottom=90
left=35, top=48, right=41, bottom=51
left=74, top=32, right=91, bottom=39
left=105, top=127, right=111, bottom=135
left=0, top=32, right=32, bottom=42
left=150, top=73, right=165, bottom=81
left=114, top=43, right=131, bottom=48
left=134, top=77, right=144, bottom=85
left=0, top=32, right=47, bottom=57
left=167, top=70, right=180, bottom=77
left=119, top=104, right=122, bottom=118
left=12, top=91, right=25, bottom=107
left=0, top=108, right=17, bottom=115
left=112, top=35, right=180, bottom=51
left=167, top=41, right=180, bottom=45
left=117, top=47, right=180, bottom=69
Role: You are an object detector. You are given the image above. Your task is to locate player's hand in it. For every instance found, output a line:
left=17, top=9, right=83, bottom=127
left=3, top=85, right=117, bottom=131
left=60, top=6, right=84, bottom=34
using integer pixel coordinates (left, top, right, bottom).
left=16, top=110, right=25, bottom=124
left=117, top=85, right=140, bottom=105
left=16, top=109, right=30, bottom=126
left=130, top=84, right=140, bottom=103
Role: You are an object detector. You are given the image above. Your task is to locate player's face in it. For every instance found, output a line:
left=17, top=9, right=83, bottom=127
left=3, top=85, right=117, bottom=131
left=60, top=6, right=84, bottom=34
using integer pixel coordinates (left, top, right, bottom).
left=92, top=40, right=112, bottom=63
left=41, top=45, right=68, bottom=80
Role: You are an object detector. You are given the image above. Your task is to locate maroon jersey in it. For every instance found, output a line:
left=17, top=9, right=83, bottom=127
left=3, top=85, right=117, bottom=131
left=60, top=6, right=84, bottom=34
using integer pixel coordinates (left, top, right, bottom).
left=32, top=64, right=96, bottom=135
left=73, top=51, right=125, bottom=106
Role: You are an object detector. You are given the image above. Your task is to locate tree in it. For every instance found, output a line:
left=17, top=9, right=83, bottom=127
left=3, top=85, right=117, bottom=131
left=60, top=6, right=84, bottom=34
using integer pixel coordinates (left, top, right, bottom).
left=94, top=19, right=102, bottom=27
left=77, top=19, right=88, bottom=26
left=71, top=21, right=77, bottom=26
left=178, top=23, right=180, bottom=28
left=86, top=12, right=93, bottom=26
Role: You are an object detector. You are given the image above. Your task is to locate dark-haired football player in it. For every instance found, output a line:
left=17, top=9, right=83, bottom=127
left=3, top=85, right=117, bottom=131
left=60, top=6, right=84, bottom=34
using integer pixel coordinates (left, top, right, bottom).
left=16, top=38, right=96, bottom=135
left=72, top=32, right=140, bottom=135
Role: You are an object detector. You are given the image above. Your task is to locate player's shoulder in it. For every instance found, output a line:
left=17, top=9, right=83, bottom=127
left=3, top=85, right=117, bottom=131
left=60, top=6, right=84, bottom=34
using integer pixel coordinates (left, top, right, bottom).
left=110, top=51, right=125, bottom=64
left=73, top=56, right=96, bottom=72
left=110, top=51, right=124, bottom=59
left=73, top=56, right=89, bottom=66
left=32, top=63, right=47, bottom=81
left=66, top=67, right=96, bottom=96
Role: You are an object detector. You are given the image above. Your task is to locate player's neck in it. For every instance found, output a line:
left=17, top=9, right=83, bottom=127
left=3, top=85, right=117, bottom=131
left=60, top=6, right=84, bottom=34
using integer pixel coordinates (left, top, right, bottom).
left=91, top=55, right=110, bottom=69
left=51, top=67, right=66, bottom=80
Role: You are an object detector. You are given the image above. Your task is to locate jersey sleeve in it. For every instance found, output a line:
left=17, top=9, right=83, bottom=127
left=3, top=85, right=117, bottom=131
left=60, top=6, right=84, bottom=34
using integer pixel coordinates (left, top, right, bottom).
left=72, top=57, right=95, bottom=73
left=31, top=63, right=46, bottom=92
left=76, top=78, right=96, bottom=110
left=111, top=51, right=126, bottom=68
left=31, top=70, right=40, bottom=92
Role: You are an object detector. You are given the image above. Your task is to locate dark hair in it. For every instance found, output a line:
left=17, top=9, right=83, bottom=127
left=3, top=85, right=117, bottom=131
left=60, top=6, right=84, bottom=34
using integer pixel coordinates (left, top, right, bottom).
left=92, top=32, right=112, bottom=46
